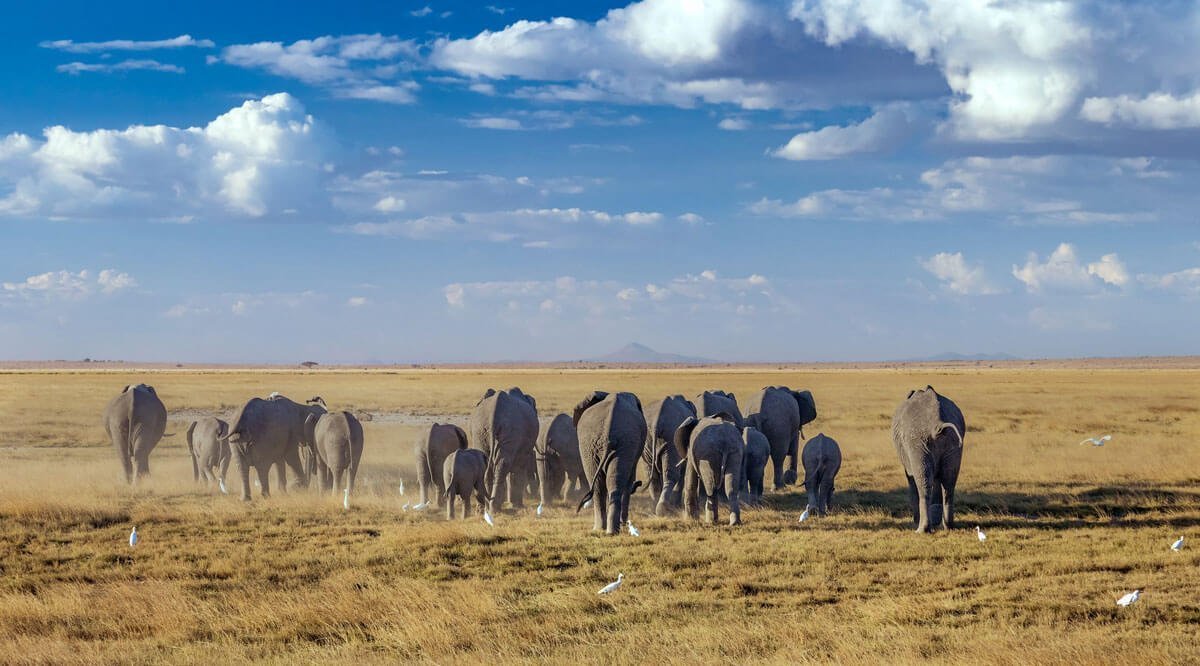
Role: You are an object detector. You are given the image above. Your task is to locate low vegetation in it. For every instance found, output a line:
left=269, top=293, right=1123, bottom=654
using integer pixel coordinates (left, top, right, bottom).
left=0, top=365, right=1197, bottom=664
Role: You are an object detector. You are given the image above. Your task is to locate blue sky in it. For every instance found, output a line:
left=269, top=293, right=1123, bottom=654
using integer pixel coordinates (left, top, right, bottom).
left=1, top=0, right=1199, bottom=363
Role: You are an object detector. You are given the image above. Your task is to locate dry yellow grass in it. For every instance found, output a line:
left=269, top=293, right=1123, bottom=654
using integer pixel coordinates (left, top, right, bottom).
left=0, top=365, right=1198, bottom=664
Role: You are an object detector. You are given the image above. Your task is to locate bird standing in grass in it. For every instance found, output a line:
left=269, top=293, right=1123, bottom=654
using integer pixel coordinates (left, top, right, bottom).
left=401, top=502, right=410, bottom=511
left=1116, top=590, right=1141, bottom=607
left=398, top=480, right=405, bottom=496
left=536, top=503, right=544, bottom=516
left=798, top=506, right=811, bottom=523
left=628, top=522, right=640, bottom=537
left=343, top=488, right=350, bottom=510
left=1171, top=536, right=1184, bottom=552
left=483, top=511, right=495, bottom=527
left=598, top=573, right=624, bottom=595
left=976, top=526, right=987, bottom=542
left=218, top=479, right=228, bottom=495
left=129, top=526, right=138, bottom=548
left=1079, top=435, right=1112, bottom=447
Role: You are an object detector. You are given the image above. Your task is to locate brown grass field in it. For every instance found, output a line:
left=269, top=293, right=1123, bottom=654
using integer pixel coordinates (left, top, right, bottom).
left=0, top=364, right=1197, bottom=664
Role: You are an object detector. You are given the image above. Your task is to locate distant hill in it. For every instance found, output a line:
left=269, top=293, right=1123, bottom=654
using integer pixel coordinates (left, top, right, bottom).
left=587, top=342, right=716, bottom=364
left=905, top=352, right=1021, bottom=362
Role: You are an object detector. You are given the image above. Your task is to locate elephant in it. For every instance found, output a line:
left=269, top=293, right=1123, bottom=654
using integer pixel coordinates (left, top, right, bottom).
left=469, top=387, right=539, bottom=513
left=692, top=390, right=743, bottom=428
left=893, top=386, right=965, bottom=533
left=221, top=394, right=327, bottom=501
left=443, top=448, right=490, bottom=519
left=415, top=423, right=469, bottom=507
left=642, top=395, right=697, bottom=516
left=674, top=414, right=744, bottom=526
left=535, top=413, right=586, bottom=506
left=739, top=424, right=770, bottom=505
left=801, top=433, right=842, bottom=516
left=103, top=384, right=171, bottom=484
left=574, top=391, right=648, bottom=535
left=186, top=416, right=230, bottom=491
left=305, top=411, right=364, bottom=496
left=744, top=386, right=817, bottom=489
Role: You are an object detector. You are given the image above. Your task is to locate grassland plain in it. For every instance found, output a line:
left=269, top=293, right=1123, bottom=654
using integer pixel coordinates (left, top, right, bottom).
left=0, top=364, right=1198, bottom=665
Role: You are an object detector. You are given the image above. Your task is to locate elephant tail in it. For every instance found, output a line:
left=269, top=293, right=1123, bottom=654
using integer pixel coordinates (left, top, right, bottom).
left=186, top=421, right=198, bottom=481
left=576, top=449, right=618, bottom=513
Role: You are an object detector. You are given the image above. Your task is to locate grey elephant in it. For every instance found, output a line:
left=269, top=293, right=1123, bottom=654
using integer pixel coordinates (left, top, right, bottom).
left=415, top=423, right=468, bottom=507
left=443, top=448, right=490, bottom=520
left=739, top=424, right=770, bottom=505
left=642, top=395, right=697, bottom=516
left=692, top=390, right=743, bottom=428
left=221, top=394, right=326, bottom=501
left=536, top=413, right=586, bottom=506
left=574, top=391, right=648, bottom=535
left=305, top=411, right=364, bottom=495
left=674, top=414, right=744, bottom=525
left=186, top=416, right=230, bottom=491
left=893, top=386, right=965, bottom=533
left=801, top=433, right=842, bottom=516
left=469, top=387, right=539, bottom=513
left=103, top=384, right=171, bottom=484
left=744, top=386, right=817, bottom=489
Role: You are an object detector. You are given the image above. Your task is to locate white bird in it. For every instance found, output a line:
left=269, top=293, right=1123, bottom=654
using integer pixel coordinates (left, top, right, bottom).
left=798, top=506, right=811, bottom=523
left=976, top=526, right=987, bottom=542
left=1171, top=536, right=1184, bottom=552
left=536, top=503, right=544, bottom=516
left=628, top=522, right=641, bottom=537
left=218, top=479, right=228, bottom=495
left=483, top=511, right=495, bottom=527
left=582, top=499, right=593, bottom=509
left=343, top=488, right=350, bottom=511
left=129, top=526, right=138, bottom=548
left=268, top=391, right=282, bottom=399
left=1116, top=589, right=1141, bottom=607
left=598, top=573, right=624, bottom=595
left=398, top=480, right=406, bottom=496
left=1079, top=435, right=1112, bottom=447
left=413, top=502, right=427, bottom=511
left=401, top=502, right=410, bottom=511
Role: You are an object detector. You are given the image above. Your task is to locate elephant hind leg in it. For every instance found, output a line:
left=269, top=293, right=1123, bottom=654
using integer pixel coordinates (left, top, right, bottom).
left=904, top=473, right=920, bottom=527
left=445, top=493, right=456, bottom=520
left=257, top=466, right=272, bottom=499
left=818, top=476, right=834, bottom=515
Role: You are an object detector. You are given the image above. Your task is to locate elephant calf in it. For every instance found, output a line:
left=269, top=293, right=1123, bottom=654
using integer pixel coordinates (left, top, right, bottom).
left=416, top=423, right=469, bottom=508
left=801, top=433, right=841, bottom=516
left=675, top=415, right=744, bottom=526
left=305, top=411, right=364, bottom=496
left=186, top=417, right=230, bottom=491
left=536, top=413, right=586, bottom=506
left=740, top=424, right=770, bottom=505
left=893, top=386, right=965, bottom=533
left=443, top=448, right=489, bottom=519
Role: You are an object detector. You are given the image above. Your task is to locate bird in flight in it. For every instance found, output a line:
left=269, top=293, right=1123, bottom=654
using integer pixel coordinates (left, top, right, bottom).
left=1116, top=590, right=1141, bottom=607
left=1079, top=435, right=1112, bottom=447
left=129, top=526, right=138, bottom=548
left=598, top=573, right=624, bottom=595
left=1171, top=536, right=1184, bottom=552
left=976, top=526, right=987, bottom=542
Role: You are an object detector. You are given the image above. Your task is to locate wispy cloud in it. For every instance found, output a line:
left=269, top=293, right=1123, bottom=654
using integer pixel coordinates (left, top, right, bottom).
left=40, top=35, right=214, bottom=53
left=57, top=59, right=185, bottom=75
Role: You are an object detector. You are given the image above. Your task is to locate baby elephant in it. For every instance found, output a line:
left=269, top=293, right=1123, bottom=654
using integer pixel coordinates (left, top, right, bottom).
left=740, top=423, right=770, bottom=505
left=186, top=416, right=230, bottom=492
left=443, top=448, right=490, bottom=519
left=675, top=414, right=744, bottom=526
left=802, top=433, right=842, bottom=516
left=305, top=411, right=365, bottom=496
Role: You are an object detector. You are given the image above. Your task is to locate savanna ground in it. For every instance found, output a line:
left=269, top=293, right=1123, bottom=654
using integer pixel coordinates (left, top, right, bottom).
left=0, top=364, right=1198, bottom=664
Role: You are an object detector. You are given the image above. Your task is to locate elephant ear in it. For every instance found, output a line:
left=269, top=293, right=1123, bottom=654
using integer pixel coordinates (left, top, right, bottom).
left=185, top=421, right=197, bottom=448
left=304, top=413, right=320, bottom=446
left=453, top=425, right=469, bottom=450
left=632, top=394, right=644, bottom=415
left=217, top=420, right=229, bottom=438
left=121, top=384, right=132, bottom=393
left=792, top=390, right=817, bottom=425
left=572, top=391, right=608, bottom=427
left=906, top=389, right=917, bottom=399
left=674, top=416, right=699, bottom=461
left=475, top=388, right=497, bottom=406
left=307, top=396, right=326, bottom=407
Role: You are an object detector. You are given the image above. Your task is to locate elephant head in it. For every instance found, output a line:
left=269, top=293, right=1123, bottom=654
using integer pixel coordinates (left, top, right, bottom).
left=791, top=390, right=817, bottom=432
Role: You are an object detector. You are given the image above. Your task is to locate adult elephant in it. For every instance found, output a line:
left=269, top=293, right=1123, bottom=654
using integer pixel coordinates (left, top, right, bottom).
left=674, top=414, right=744, bottom=526
left=103, top=384, right=172, bottom=485
left=893, top=385, right=965, bottom=533
left=643, top=395, right=697, bottom=516
left=221, top=394, right=326, bottom=501
left=469, top=387, right=539, bottom=514
left=415, top=423, right=469, bottom=507
left=305, top=411, right=364, bottom=496
left=744, top=386, right=817, bottom=489
left=574, top=391, right=647, bottom=535
left=692, top=390, right=744, bottom=428
left=186, top=416, right=230, bottom=492
left=536, top=413, right=586, bottom=507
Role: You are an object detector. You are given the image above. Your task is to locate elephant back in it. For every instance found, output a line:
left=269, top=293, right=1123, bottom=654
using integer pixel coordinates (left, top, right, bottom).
left=693, top=390, right=744, bottom=429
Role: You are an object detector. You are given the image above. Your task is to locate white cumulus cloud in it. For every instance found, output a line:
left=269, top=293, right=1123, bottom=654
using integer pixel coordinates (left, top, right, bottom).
left=920, top=252, right=1000, bottom=295
left=1011, top=243, right=1128, bottom=292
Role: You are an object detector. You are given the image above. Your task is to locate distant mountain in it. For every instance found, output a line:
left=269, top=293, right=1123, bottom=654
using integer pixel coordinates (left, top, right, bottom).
left=588, top=342, right=716, bottom=364
left=906, top=352, right=1021, bottom=362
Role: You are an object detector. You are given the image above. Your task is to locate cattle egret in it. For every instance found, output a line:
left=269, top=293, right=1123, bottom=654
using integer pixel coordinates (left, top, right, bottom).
left=976, top=526, right=987, bottom=542
left=536, top=503, right=544, bottom=516
left=401, top=502, right=410, bottom=511
left=343, top=488, right=350, bottom=511
left=1116, top=590, right=1141, bottom=607
left=1171, top=536, right=1184, bottom=552
left=413, top=502, right=427, bottom=511
left=629, top=522, right=641, bottom=537
left=218, top=479, right=228, bottom=495
left=1079, top=435, right=1112, bottom=447
left=798, top=506, right=811, bottom=523
left=399, top=480, right=406, bottom=496
left=483, top=511, right=495, bottom=527
left=598, top=573, right=624, bottom=595
left=129, top=526, right=138, bottom=548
